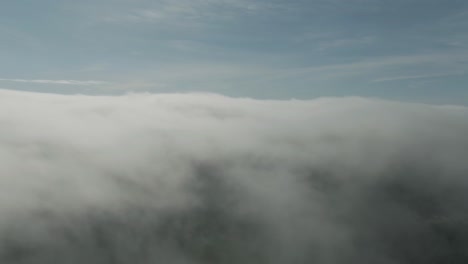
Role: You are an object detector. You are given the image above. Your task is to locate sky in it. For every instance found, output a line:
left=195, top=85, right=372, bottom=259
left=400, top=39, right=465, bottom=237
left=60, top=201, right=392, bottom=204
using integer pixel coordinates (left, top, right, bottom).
left=1, top=0, right=468, bottom=104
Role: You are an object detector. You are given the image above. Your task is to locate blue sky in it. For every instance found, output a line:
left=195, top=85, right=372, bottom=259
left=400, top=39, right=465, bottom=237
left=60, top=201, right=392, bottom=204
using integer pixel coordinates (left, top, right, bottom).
left=1, top=0, right=468, bottom=104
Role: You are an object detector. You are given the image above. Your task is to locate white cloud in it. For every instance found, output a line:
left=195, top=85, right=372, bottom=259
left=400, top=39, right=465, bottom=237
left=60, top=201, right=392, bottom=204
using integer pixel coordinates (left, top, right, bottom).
left=0, top=78, right=109, bottom=85
left=0, top=89, right=467, bottom=263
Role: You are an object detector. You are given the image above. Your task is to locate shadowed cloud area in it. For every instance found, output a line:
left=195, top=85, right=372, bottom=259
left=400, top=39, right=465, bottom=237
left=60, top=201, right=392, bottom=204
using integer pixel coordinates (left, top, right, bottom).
left=0, top=89, right=468, bottom=263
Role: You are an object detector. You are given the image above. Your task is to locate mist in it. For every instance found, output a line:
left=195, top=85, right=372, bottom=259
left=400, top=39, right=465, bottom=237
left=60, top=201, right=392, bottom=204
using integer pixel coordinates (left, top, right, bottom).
left=0, top=89, right=467, bottom=264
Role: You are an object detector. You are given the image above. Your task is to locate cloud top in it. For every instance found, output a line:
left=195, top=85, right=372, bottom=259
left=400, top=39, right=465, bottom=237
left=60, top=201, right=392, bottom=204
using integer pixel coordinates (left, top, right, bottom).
left=0, top=89, right=467, bottom=263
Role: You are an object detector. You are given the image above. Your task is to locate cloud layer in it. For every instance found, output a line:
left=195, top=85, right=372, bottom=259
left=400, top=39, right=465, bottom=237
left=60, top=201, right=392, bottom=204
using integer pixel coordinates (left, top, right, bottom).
left=0, top=79, right=108, bottom=85
left=0, top=89, right=467, bottom=263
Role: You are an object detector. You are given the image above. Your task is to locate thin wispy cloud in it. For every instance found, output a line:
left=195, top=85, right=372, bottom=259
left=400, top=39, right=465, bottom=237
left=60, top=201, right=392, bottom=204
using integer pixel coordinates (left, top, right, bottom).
left=269, top=52, right=468, bottom=81
left=371, top=72, right=466, bottom=83
left=0, top=78, right=109, bottom=85
left=101, top=0, right=283, bottom=25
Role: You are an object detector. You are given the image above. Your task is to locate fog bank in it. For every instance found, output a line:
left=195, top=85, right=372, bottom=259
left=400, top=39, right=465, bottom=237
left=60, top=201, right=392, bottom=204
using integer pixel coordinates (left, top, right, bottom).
left=0, top=89, right=468, bottom=264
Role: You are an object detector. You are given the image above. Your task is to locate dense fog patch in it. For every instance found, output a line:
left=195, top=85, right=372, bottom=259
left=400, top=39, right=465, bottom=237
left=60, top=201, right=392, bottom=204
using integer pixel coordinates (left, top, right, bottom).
left=0, top=89, right=468, bottom=263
